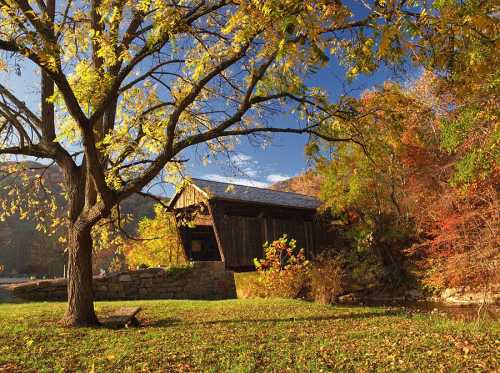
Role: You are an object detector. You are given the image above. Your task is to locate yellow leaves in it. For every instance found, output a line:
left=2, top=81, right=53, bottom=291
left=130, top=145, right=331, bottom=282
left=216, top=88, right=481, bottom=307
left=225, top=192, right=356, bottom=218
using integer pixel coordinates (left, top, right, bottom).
left=45, top=92, right=58, bottom=104
left=347, top=66, right=359, bottom=79
left=136, top=0, right=152, bottom=13
left=0, top=58, right=7, bottom=72
left=190, top=52, right=210, bottom=81
left=304, top=3, right=315, bottom=12
left=277, top=38, right=287, bottom=59
left=37, top=52, right=59, bottom=73
left=66, top=60, right=112, bottom=113
left=54, top=118, right=80, bottom=145
left=96, top=38, right=118, bottom=67
left=378, top=27, right=392, bottom=58
left=0, top=163, right=64, bottom=240
left=108, top=5, right=122, bottom=26
left=362, top=38, right=375, bottom=57
left=468, top=50, right=483, bottom=66
left=304, top=141, right=320, bottom=157
left=221, top=13, right=240, bottom=35
left=126, top=204, right=186, bottom=268
left=118, top=49, right=132, bottom=64
left=105, top=173, right=124, bottom=190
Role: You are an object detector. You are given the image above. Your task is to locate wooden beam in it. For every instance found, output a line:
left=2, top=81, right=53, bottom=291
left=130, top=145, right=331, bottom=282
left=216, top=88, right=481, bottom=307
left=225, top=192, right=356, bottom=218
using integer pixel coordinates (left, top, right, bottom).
left=207, top=201, right=226, bottom=265
left=171, top=213, right=190, bottom=262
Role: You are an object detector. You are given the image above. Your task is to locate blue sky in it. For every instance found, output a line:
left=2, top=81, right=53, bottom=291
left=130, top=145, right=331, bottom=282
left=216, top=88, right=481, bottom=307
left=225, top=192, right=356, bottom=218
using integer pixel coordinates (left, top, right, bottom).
left=184, top=62, right=416, bottom=189
left=2, top=54, right=418, bottom=196
left=0, top=0, right=425, bottom=199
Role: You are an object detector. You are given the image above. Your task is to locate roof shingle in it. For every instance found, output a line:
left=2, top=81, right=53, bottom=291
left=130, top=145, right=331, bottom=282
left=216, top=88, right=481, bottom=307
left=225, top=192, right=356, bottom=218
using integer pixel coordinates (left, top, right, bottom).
left=189, top=178, right=321, bottom=210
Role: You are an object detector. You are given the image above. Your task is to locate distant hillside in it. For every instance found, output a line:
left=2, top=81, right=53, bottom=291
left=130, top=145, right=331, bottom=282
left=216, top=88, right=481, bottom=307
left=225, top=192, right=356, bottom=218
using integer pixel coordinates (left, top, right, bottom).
left=270, top=171, right=323, bottom=198
left=0, top=162, right=157, bottom=276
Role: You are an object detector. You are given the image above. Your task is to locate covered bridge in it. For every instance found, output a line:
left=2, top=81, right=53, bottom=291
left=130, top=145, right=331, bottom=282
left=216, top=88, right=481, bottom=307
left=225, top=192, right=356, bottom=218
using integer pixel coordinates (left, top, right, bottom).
left=170, top=178, right=326, bottom=270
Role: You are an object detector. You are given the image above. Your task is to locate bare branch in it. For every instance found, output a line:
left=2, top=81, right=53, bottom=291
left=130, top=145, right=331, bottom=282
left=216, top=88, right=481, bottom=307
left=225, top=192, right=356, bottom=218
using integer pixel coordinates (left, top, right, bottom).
left=0, top=83, right=42, bottom=128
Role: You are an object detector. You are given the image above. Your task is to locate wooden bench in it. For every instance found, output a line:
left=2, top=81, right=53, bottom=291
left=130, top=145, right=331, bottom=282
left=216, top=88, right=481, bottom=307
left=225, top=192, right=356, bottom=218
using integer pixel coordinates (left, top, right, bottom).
left=100, top=307, right=142, bottom=328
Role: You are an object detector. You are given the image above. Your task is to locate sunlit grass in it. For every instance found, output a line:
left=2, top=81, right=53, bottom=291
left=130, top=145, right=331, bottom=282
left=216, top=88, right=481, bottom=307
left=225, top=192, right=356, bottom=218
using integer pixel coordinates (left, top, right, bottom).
left=0, top=299, right=497, bottom=372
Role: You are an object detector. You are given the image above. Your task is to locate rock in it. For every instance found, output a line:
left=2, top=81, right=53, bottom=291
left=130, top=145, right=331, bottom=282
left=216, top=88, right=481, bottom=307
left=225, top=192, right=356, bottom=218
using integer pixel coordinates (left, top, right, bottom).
left=100, top=307, right=142, bottom=328
left=439, top=286, right=499, bottom=305
left=119, top=274, right=132, bottom=282
left=406, top=289, right=424, bottom=300
left=442, top=288, right=459, bottom=299
left=108, top=283, right=123, bottom=292
left=338, top=293, right=357, bottom=303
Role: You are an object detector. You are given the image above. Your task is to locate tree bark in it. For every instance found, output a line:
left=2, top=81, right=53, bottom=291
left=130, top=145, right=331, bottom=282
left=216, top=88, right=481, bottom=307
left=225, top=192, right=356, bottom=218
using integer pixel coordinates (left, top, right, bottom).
left=60, top=223, right=99, bottom=326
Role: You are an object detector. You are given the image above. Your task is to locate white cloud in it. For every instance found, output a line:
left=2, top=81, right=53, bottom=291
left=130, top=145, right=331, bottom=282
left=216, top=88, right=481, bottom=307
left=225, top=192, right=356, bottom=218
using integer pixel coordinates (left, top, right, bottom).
left=230, top=153, right=253, bottom=166
left=227, top=152, right=259, bottom=178
left=266, top=174, right=289, bottom=183
left=243, top=168, right=258, bottom=177
left=200, top=153, right=291, bottom=188
left=202, top=174, right=270, bottom=188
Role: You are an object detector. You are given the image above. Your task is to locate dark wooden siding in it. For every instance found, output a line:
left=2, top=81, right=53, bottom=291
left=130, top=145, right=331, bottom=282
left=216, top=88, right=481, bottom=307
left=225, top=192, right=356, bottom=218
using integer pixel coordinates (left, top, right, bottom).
left=173, top=186, right=325, bottom=269
left=218, top=215, right=262, bottom=268
left=210, top=200, right=316, bottom=269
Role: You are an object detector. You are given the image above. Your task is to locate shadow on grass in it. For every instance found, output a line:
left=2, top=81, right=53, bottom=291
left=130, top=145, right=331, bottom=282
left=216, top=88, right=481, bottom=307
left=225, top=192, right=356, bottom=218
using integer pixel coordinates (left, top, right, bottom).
left=147, top=309, right=401, bottom=328
left=0, top=298, right=24, bottom=304
left=0, top=288, right=23, bottom=304
left=71, top=310, right=399, bottom=330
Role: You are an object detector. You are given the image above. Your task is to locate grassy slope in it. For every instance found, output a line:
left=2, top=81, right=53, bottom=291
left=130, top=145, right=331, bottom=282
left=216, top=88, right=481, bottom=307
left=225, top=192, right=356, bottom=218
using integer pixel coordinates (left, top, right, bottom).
left=0, top=299, right=497, bottom=372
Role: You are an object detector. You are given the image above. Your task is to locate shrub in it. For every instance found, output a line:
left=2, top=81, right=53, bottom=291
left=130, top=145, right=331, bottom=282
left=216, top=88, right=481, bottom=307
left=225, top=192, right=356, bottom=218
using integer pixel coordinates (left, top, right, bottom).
left=234, top=272, right=263, bottom=299
left=107, top=254, right=127, bottom=273
left=252, top=235, right=311, bottom=299
left=311, top=253, right=345, bottom=304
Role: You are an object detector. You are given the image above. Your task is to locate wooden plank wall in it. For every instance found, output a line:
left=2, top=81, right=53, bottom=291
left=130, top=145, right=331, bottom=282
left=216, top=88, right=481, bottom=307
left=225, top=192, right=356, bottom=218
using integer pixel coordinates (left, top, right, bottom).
left=173, top=185, right=206, bottom=209
left=172, top=185, right=328, bottom=269
left=210, top=200, right=317, bottom=269
left=219, top=215, right=262, bottom=268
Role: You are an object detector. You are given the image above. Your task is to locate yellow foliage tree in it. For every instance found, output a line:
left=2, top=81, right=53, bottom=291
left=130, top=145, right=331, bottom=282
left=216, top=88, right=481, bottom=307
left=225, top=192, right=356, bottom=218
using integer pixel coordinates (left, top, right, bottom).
left=0, top=0, right=433, bottom=325
left=125, top=205, right=187, bottom=269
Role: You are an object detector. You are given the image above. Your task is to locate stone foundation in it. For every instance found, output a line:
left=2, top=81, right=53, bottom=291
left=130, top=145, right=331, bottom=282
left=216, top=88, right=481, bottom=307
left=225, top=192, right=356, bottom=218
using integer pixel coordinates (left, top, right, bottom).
left=6, top=261, right=236, bottom=301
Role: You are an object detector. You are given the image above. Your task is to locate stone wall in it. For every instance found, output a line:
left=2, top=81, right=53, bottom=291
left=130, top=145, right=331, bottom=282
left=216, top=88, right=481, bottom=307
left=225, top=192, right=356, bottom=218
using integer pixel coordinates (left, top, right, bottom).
left=6, top=261, right=237, bottom=301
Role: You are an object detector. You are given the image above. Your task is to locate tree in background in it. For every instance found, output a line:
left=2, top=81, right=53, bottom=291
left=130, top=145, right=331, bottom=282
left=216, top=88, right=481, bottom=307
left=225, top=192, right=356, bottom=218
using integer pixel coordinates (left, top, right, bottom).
left=124, top=204, right=186, bottom=269
left=0, top=0, right=426, bottom=325
left=312, top=0, right=498, bottom=292
left=0, top=164, right=67, bottom=276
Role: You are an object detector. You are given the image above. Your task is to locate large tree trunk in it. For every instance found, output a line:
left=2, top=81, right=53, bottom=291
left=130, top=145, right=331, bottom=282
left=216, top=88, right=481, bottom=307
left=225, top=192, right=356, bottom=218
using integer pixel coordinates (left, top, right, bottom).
left=60, top=223, right=99, bottom=326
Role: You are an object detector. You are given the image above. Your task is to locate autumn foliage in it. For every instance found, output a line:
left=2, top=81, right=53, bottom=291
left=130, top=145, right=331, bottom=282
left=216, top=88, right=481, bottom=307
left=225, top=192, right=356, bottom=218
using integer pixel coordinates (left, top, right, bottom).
left=123, top=205, right=187, bottom=269
left=310, top=0, right=499, bottom=292
left=252, top=235, right=311, bottom=299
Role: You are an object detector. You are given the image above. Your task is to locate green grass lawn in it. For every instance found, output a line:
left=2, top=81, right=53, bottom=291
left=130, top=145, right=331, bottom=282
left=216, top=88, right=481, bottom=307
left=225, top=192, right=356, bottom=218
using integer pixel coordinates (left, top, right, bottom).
left=0, top=299, right=497, bottom=372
